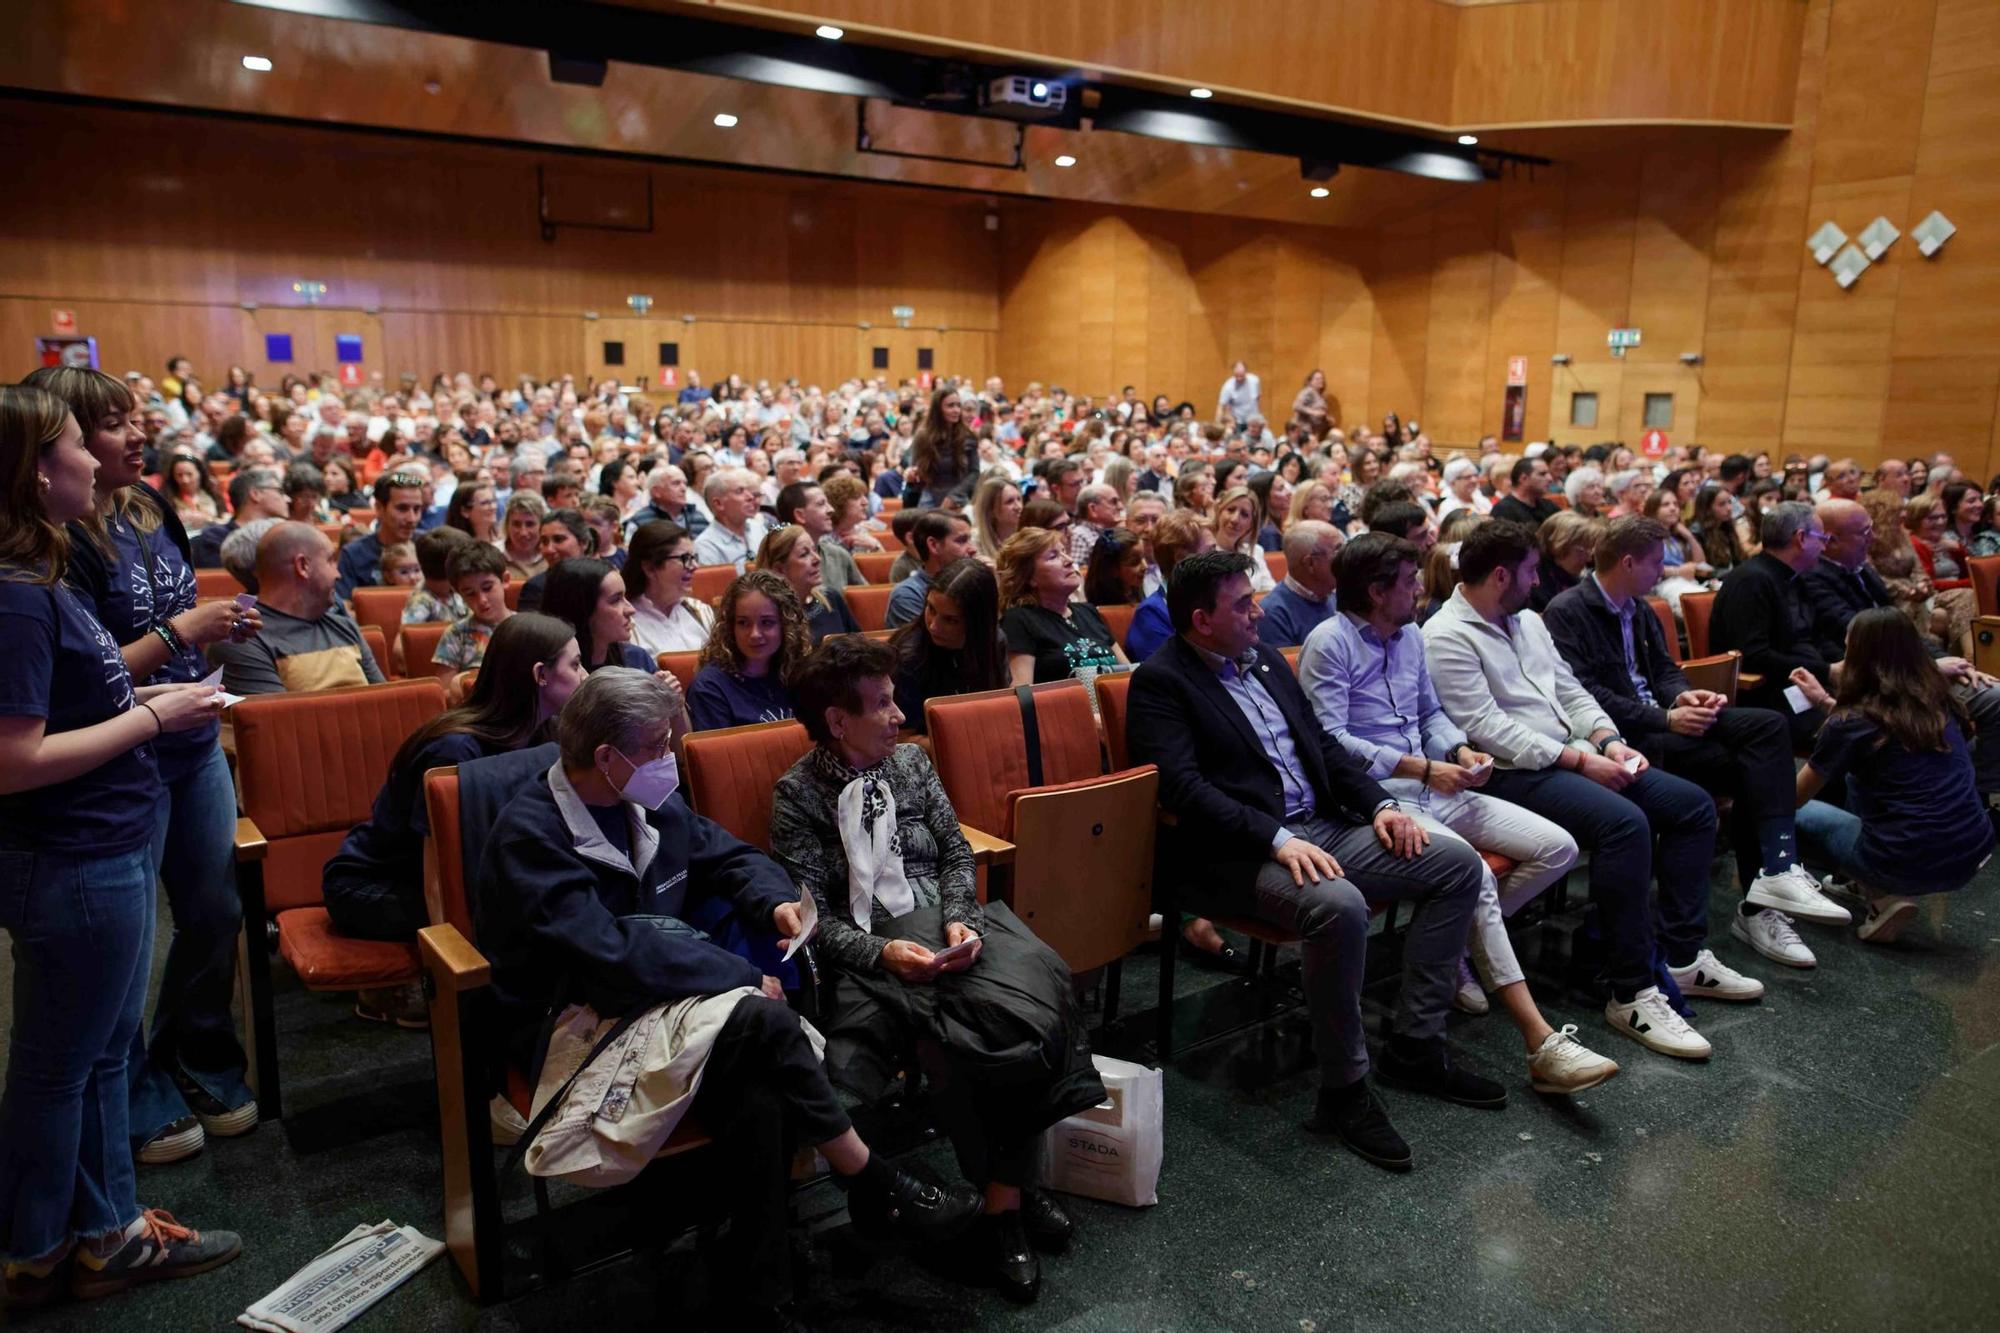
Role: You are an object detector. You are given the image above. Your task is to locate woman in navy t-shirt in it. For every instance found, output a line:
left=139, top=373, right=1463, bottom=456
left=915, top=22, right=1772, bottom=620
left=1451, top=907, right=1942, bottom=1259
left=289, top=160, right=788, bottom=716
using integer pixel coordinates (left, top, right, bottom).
left=687, top=570, right=805, bottom=732
left=33, top=364, right=267, bottom=1165
left=0, top=385, right=239, bottom=1303
left=1792, top=608, right=1996, bottom=943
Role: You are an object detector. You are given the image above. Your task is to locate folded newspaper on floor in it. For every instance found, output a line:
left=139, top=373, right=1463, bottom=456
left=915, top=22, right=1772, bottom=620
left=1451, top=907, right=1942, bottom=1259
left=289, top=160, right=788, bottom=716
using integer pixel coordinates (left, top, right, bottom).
left=237, top=1220, right=444, bottom=1333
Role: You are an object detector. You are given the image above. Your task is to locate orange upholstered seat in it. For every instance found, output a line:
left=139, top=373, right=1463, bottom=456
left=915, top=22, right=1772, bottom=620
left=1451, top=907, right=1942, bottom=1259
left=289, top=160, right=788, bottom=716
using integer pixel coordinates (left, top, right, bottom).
left=683, top=720, right=813, bottom=851
left=1096, top=602, right=1138, bottom=651
left=844, top=584, right=895, bottom=632
left=853, top=551, right=899, bottom=583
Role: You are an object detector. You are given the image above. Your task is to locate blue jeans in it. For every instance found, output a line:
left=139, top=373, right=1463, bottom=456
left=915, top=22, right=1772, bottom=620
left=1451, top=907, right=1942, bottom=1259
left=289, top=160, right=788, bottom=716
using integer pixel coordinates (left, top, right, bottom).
left=1483, top=765, right=1718, bottom=994
left=128, top=742, right=252, bottom=1143
left=0, top=846, right=153, bottom=1262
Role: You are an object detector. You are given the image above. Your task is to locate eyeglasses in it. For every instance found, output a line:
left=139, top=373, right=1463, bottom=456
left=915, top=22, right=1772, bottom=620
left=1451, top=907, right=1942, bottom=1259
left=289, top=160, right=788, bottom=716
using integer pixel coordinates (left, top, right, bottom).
left=668, top=552, right=700, bottom=569
left=382, top=472, right=426, bottom=489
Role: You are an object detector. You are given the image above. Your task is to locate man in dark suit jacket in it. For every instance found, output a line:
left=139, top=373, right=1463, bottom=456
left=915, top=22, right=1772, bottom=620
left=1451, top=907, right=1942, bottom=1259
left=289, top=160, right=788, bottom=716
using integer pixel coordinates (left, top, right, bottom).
left=1806, top=498, right=2000, bottom=798
left=1707, top=500, right=1831, bottom=748
left=1127, top=551, right=1493, bottom=1173
left=1545, top=518, right=1852, bottom=971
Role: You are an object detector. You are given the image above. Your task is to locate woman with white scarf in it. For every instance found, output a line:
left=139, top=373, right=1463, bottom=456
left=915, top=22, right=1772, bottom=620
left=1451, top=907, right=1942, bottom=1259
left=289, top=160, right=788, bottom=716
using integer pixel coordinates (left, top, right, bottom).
left=769, top=636, right=1107, bottom=1307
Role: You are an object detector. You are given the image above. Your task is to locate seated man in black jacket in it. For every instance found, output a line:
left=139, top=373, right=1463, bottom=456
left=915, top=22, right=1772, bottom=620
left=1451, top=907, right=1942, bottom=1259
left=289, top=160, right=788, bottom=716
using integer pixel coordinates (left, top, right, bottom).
left=1707, top=501, right=1832, bottom=749
left=1804, top=497, right=2000, bottom=801
left=1128, top=551, right=1493, bottom=1174
left=476, top=668, right=978, bottom=1324
left=1544, top=517, right=1851, bottom=972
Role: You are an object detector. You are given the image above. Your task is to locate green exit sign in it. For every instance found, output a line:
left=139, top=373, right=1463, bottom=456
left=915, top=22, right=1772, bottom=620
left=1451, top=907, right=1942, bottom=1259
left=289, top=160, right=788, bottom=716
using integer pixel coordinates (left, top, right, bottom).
left=1607, top=328, right=1642, bottom=349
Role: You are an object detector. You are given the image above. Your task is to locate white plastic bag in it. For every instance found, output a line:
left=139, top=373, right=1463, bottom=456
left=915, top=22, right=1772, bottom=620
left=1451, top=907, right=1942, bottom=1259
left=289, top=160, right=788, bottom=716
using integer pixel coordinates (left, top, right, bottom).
left=1038, top=1054, right=1162, bottom=1207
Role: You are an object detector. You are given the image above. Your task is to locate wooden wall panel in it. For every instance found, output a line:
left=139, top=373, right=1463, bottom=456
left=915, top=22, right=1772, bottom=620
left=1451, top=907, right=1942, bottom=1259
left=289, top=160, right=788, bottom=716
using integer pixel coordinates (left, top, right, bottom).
left=1480, top=171, right=1568, bottom=444
left=0, top=100, right=999, bottom=388
left=1367, top=222, right=1435, bottom=432
left=1548, top=154, right=1643, bottom=440
left=1419, top=196, right=1497, bottom=443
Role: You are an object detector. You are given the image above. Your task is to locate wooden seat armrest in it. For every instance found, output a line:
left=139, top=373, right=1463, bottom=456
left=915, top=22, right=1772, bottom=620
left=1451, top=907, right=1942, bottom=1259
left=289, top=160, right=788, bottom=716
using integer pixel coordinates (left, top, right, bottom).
left=419, top=924, right=492, bottom=991
left=234, top=815, right=268, bottom=863
left=1156, top=807, right=1180, bottom=827
left=959, top=823, right=1016, bottom=866
left=1739, top=671, right=1765, bottom=690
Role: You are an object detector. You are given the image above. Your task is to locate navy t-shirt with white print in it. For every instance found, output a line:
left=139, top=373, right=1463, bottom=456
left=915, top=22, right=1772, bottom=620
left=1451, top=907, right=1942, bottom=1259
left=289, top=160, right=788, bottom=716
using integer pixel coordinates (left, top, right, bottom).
left=0, top=573, right=161, bottom=856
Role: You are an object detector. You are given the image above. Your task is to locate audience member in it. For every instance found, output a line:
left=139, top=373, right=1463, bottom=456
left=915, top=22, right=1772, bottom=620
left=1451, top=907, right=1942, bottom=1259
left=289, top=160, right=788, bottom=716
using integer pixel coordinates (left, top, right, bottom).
left=1256, top=520, right=1342, bottom=648
left=886, top=510, right=975, bottom=628
left=540, top=557, right=658, bottom=679
left=333, top=470, right=427, bottom=599
left=1129, top=550, right=1494, bottom=1172
left=1491, top=456, right=1557, bottom=529
left=207, top=523, right=385, bottom=694
left=625, top=463, right=707, bottom=540
left=1528, top=510, right=1601, bottom=613
left=501, top=491, right=548, bottom=578
left=625, top=520, right=713, bottom=655
left=1082, top=527, right=1147, bottom=607
left=997, top=528, right=1128, bottom=686
left=1425, top=520, right=1754, bottom=1061
left=693, top=469, right=770, bottom=571
left=475, top=669, right=982, bottom=1326
left=1905, top=491, right=1976, bottom=657
left=687, top=570, right=805, bottom=731
left=0, top=384, right=240, bottom=1304
left=1708, top=502, right=1833, bottom=746
left=1068, top=484, right=1124, bottom=568
left=758, top=524, right=857, bottom=642
left=190, top=466, right=287, bottom=569
left=890, top=558, right=1005, bottom=733
left=1213, top=486, right=1275, bottom=594
left=908, top=387, right=978, bottom=506
left=1543, top=516, right=1850, bottom=969
left=1126, top=510, right=1214, bottom=662
left=776, top=481, right=862, bottom=591
left=516, top=508, right=593, bottom=614
left=1298, top=533, right=1615, bottom=1091
left=769, top=636, right=1104, bottom=1300
left=1790, top=609, right=1997, bottom=941
left=405, top=527, right=472, bottom=623
left=432, top=541, right=513, bottom=679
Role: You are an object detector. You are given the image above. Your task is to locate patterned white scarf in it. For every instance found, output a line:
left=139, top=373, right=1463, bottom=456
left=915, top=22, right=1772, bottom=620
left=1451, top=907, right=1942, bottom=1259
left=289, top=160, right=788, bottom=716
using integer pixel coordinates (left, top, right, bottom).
left=834, top=765, right=915, bottom=933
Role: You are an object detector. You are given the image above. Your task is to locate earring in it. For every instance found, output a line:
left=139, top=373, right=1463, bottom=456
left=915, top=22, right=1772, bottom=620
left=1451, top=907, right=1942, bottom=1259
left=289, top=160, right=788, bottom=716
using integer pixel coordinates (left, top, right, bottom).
left=37, top=474, right=51, bottom=491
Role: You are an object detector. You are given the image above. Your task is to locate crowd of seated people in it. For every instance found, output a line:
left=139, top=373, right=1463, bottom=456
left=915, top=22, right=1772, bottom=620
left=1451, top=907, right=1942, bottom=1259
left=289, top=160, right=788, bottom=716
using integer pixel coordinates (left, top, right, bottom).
left=6, top=349, right=1999, bottom=1319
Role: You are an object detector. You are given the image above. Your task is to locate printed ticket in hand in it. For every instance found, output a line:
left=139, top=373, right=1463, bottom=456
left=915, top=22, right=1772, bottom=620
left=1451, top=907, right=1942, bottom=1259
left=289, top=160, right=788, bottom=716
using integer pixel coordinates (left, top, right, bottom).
left=1465, top=758, right=1493, bottom=777
left=930, top=936, right=979, bottom=969
left=1622, top=756, right=1643, bottom=774
left=198, top=665, right=246, bottom=709
left=780, top=892, right=817, bottom=962
left=1783, top=684, right=1811, bottom=713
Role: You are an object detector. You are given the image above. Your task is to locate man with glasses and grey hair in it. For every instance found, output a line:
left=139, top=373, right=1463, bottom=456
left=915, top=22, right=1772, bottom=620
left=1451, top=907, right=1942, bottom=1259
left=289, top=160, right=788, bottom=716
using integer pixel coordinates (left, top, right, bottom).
left=475, top=670, right=982, bottom=1322
left=1709, top=500, right=1836, bottom=747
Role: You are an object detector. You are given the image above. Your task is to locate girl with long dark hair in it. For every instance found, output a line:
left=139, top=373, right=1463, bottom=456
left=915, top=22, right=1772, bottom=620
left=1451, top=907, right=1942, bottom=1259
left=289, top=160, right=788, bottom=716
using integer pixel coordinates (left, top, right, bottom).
left=907, top=387, right=978, bottom=507
left=890, top=558, right=1005, bottom=733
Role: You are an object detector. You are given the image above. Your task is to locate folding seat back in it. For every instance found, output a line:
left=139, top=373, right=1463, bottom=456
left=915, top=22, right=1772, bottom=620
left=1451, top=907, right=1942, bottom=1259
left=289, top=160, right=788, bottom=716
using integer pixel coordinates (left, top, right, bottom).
left=1646, top=596, right=1682, bottom=661
left=690, top=564, right=737, bottom=606
left=683, top=721, right=813, bottom=852
left=402, top=622, right=449, bottom=678
left=1681, top=590, right=1718, bottom=659
left=925, top=681, right=1103, bottom=839
left=1264, top=552, right=1287, bottom=583
left=844, top=584, right=895, bottom=632
left=655, top=650, right=701, bottom=693
left=1094, top=672, right=1136, bottom=771
left=360, top=625, right=391, bottom=677
left=196, top=566, right=245, bottom=599
left=1971, top=554, right=2000, bottom=618
left=854, top=551, right=899, bottom=583
left=1096, top=602, right=1138, bottom=652
left=350, top=587, right=410, bottom=654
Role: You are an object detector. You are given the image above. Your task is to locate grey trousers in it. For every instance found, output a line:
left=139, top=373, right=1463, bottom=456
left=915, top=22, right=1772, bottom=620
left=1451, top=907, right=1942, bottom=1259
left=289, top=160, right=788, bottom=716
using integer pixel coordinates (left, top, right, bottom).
left=1247, top=816, right=1484, bottom=1087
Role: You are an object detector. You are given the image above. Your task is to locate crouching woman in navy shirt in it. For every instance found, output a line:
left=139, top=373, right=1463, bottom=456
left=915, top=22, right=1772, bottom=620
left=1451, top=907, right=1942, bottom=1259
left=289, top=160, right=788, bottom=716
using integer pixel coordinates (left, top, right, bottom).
left=32, top=364, right=266, bottom=1166
left=0, top=386, right=240, bottom=1307
left=475, top=669, right=980, bottom=1327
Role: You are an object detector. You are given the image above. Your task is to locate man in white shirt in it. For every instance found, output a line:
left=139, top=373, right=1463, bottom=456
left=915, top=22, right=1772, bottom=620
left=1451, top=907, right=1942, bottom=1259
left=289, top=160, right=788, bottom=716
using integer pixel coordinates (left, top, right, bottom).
left=692, top=468, right=770, bottom=571
left=1423, top=519, right=1762, bottom=1062
left=1068, top=484, right=1123, bottom=568
left=1216, top=362, right=1261, bottom=428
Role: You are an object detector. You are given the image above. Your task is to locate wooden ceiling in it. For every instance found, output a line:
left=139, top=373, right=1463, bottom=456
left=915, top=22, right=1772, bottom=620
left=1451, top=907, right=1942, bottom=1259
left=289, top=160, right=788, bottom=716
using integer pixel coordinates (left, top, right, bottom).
left=0, top=0, right=1794, bottom=229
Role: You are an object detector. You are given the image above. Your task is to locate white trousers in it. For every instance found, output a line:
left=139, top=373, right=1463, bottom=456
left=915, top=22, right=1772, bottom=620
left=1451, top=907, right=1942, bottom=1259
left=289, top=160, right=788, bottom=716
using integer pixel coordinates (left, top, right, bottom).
left=1407, top=793, right=1579, bottom=990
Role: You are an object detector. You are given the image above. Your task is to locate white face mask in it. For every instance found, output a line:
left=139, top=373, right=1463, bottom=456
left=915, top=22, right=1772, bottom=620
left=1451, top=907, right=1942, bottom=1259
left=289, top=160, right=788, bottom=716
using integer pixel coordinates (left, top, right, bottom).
left=611, top=748, right=679, bottom=810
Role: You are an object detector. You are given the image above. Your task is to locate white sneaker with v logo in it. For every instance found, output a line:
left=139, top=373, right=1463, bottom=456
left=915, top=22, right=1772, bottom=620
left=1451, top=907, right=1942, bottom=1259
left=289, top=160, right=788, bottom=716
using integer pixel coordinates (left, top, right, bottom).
left=1604, top=986, right=1712, bottom=1059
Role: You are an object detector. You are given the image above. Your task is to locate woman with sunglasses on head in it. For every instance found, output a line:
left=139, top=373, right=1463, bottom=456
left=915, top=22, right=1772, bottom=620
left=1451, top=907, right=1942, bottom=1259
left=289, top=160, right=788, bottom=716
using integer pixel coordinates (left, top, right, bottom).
left=0, top=385, right=240, bottom=1308
left=28, top=366, right=267, bottom=1168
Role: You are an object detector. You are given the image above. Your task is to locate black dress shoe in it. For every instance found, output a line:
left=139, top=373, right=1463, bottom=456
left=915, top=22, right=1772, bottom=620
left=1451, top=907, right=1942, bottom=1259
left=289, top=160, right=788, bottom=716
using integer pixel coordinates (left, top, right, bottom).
left=1020, top=1188, right=1073, bottom=1253
left=846, top=1165, right=983, bottom=1245
left=1303, top=1080, right=1412, bottom=1172
left=1377, top=1041, right=1509, bottom=1110
left=979, top=1211, right=1041, bottom=1305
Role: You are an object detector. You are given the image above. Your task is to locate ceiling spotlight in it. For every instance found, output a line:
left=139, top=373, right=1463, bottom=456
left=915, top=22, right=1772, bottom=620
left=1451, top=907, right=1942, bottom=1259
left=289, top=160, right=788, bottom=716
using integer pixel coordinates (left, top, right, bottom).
left=1457, top=134, right=1479, bottom=146
left=815, top=24, right=844, bottom=39
left=1053, top=154, right=1077, bottom=168
left=713, top=113, right=739, bottom=127
left=242, top=55, right=273, bottom=72
left=1189, top=87, right=1213, bottom=99
left=1309, top=186, right=1330, bottom=198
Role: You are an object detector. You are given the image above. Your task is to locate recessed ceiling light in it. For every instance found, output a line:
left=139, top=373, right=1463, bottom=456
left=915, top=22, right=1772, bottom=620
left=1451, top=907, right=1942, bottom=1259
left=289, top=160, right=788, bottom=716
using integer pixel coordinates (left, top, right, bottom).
left=713, top=113, right=739, bottom=127
left=1031, top=82, right=1050, bottom=99
left=1053, top=154, right=1077, bottom=168
left=1457, top=134, right=1479, bottom=145
left=815, top=24, right=843, bottom=39
left=1310, top=186, right=1330, bottom=198
left=242, top=55, right=273, bottom=72
left=1189, top=87, right=1212, bottom=99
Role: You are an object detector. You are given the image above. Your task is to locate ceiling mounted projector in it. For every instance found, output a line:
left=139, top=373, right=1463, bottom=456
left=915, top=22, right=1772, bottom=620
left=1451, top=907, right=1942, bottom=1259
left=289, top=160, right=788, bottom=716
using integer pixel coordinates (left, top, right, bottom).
left=980, top=75, right=1067, bottom=120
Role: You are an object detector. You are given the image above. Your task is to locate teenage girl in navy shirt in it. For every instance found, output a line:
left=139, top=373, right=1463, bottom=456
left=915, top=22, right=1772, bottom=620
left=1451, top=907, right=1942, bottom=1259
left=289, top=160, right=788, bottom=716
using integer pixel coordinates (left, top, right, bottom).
left=0, top=385, right=240, bottom=1307
left=688, top=570, right=805, bottom=732
left=31, top=364, right=266, bottom=1166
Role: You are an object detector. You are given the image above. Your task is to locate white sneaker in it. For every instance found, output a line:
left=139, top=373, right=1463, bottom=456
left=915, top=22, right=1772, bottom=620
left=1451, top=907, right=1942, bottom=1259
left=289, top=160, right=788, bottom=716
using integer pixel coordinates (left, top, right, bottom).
left=1453, top=955, right=1489, bottom=1015
left=1746, top=865, right=1852, bottom=925
left=1857, top=896, right=1918, bottom=944
left=1731, top=909, right=1816, bottom=969
left=1604, top=987, right=1712, bottom=1059
left=1668, top=948, right=1766, bottom=1002
left=1528, top=1024, right=1620, bottom=1093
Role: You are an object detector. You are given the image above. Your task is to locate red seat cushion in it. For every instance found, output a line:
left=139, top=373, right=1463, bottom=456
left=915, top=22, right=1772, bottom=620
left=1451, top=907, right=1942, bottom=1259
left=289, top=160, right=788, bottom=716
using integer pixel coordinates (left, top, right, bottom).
left=274, top=906, right=421, bottom=990
left=1481, top=851, right=1519, bottom=878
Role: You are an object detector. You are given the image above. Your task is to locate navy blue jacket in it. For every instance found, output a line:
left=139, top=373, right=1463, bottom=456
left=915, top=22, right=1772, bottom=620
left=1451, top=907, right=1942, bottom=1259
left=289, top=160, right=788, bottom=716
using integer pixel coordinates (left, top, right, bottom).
left=334, top=531, right=384, bottom=601
left=475, top=767, right=798, bottom=1071
left=1255, top=582, right=1335, bottom=648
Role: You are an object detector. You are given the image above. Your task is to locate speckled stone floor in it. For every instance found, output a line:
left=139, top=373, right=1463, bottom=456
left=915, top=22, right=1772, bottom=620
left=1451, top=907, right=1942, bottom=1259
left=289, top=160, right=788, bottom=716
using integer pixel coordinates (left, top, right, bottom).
left=6, top=854, right=1999, bottom=1331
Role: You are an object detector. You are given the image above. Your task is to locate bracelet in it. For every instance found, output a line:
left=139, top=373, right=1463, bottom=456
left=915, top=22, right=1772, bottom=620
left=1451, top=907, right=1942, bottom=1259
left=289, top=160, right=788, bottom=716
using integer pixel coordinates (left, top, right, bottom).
left=1423, top=758, right=1432, bottom=787
left=153, top=624, right=182, bottom=657
left=140, top=702, right=163, bottom=737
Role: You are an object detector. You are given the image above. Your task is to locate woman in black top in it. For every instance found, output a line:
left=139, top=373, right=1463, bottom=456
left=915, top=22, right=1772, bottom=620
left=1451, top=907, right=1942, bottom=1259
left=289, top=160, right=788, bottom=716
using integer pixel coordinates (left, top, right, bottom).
left=907, top=386, right=977, bottom=507
left=323, top=613, right=586, bottom=950
left=33, top=365, right=266, bottom=1161
left=996, top=528, right=1127, bottom=687
left=1082, top=527, right=1146, bottom=607
left=890, top=558, right=1006, bottom=733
